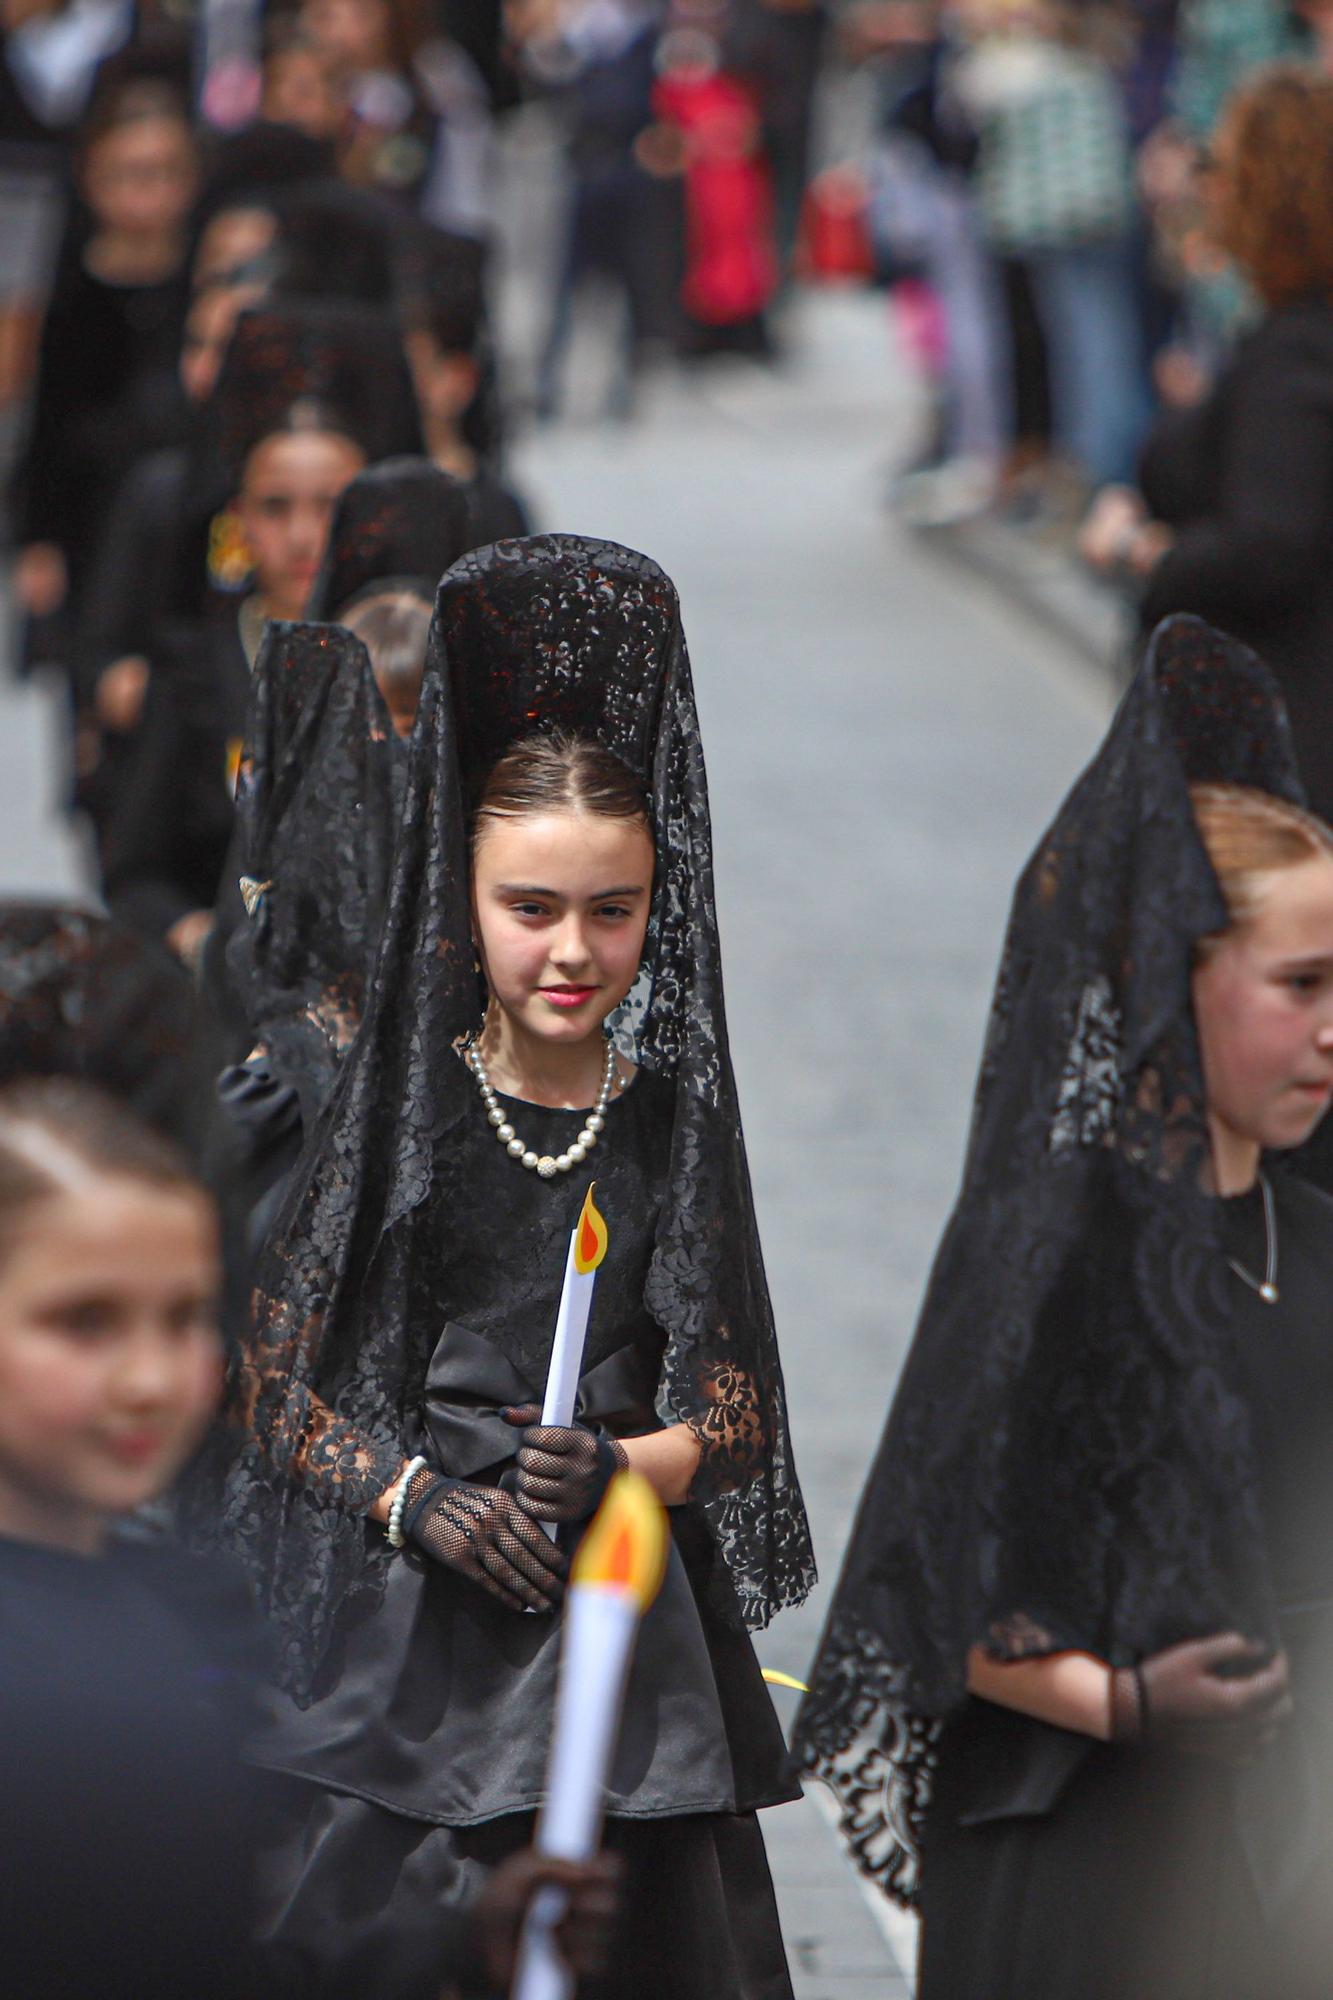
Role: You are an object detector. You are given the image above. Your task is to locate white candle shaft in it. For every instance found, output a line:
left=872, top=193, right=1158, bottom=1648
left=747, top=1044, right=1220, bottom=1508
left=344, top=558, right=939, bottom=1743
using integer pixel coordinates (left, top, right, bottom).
left=510, top=1587, right=638, bottom=2000
left=537, top=1228, right=597, bottom=1543
left=542, top=1231, right=594, bottom=1431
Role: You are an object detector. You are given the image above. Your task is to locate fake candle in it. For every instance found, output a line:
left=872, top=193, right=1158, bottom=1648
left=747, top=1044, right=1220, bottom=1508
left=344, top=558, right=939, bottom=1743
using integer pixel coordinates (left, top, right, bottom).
left=511, top=1472, right=669, bottom=2000
left=537, top=1184, right=609, bottom=1542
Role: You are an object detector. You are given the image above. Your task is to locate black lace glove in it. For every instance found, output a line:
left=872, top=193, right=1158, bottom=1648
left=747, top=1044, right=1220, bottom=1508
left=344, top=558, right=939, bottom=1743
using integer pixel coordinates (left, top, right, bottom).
left=400, top=1466, right=568, bottom=1614
left=1110, top=1634, right=1291, bottom=1760
left=503, top=1405, right=629, bottom=1524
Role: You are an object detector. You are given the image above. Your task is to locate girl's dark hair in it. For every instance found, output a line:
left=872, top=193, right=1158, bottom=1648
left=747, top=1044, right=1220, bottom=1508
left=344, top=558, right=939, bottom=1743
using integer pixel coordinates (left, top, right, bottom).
left=241, top=397, right=365, bottom=479
left=80, top=77, right=194, bottom=164
left=472, top=731, right=651, bottom=845
left=0, top=1079, right=206, bottom=1258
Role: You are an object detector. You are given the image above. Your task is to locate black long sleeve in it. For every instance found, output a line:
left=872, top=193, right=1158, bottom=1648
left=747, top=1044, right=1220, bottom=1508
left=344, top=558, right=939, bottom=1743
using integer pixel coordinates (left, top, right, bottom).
left=1140, top=305, right=1333, bottom=649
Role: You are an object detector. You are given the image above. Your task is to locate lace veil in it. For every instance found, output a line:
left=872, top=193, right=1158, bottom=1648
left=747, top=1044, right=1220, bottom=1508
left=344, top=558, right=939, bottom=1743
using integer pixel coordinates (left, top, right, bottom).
left=222, top=623, right=403, bottom=1125
left=212, top=535, right=815, bottom=1699
left=305, top=456, right=473, bottom=620
left=0, top=901, right=220, bottom=1158
left=792, top=615, right=1307, bottom=1905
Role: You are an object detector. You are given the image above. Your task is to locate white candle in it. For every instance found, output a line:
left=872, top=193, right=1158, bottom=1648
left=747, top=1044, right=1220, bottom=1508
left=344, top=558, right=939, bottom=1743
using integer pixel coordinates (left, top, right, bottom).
left=537, top=1185, right=609, bottom=1541
left=511, top=1473, right=669, bottom=2000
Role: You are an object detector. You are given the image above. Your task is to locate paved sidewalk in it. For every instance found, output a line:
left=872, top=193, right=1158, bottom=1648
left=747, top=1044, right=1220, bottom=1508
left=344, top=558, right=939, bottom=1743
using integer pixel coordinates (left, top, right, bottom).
left=916, top=512, right=1134, bottom=683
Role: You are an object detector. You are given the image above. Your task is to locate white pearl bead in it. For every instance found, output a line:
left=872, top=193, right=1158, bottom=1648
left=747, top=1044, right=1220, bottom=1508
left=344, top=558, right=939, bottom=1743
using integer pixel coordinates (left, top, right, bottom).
left=586, top=1113, right=604, bottom=1134
left=497, top=1123, right=515, bottom=1144
left=580, top=1132, right=596, bottom=1151
left=487, top=1108, right=505, bottom=1128
left=522, top=1151, right=539, bottom=1170
left=556, top=1154, right=572, bottom=1172
left=507, top=1138, right=525, bottom=1158
left=568, top=1143, right=587, bottom=1164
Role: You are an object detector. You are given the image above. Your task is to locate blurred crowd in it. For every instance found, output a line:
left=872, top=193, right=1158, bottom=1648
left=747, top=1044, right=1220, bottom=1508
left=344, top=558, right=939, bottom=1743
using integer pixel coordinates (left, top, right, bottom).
left=0, top=0, right=828, bottom=967
left=849, top=1, right=1333, bottom=829
left=853, top=3, right=1331, bottom=514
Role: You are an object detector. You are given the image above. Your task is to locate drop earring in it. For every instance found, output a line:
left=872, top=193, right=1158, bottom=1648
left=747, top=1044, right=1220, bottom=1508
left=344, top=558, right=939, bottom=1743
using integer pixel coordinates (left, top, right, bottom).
left=207, top=507, right=253, bottom=592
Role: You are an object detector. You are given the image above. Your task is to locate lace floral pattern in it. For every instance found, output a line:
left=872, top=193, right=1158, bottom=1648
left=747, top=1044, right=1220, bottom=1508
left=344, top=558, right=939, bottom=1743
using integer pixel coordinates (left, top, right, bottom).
left=224, top=622, right=404, bottom=1130
left=203, top=536, right=816, bottom=1700
left=0, top=902, right=216, bottom=1155
left=305, top=457, right=473, bottom=621
left=792, top=616, right=1304, bottom=1903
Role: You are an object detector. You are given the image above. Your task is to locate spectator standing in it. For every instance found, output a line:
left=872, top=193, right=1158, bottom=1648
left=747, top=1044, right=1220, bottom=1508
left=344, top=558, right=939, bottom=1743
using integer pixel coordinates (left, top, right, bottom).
left=1085, top=67, right=1333, bottom=824
left=955, top=0, right=1148, bottom=494
left=9, top=73, right=198, bottom=667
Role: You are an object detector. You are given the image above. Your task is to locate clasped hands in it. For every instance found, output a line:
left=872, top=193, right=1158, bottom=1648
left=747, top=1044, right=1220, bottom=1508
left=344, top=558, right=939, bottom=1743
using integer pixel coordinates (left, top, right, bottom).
left=399, top=1413, right=627, bottom=1617
left=1111, top=1633, right=1292, bottom=1761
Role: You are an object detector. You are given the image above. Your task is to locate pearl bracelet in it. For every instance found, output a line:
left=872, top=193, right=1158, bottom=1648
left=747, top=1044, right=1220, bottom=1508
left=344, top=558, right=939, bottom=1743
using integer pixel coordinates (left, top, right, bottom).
left=386, top=1455, right=429, bottom=1549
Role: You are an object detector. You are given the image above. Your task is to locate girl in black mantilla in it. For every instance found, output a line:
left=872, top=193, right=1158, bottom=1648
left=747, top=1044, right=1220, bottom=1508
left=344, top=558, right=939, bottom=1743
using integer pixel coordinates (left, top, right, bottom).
left=206, top=453, right=473, bottom=1074
left=793, top=614, right=1333, bottom=1998
left=205, top=535, right=816, bottom=1999
left=101, top=301, right=422, bottom=957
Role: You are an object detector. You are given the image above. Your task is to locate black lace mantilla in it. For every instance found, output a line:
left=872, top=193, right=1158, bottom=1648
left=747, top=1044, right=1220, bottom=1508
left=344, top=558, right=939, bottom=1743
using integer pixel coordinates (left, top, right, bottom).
left=305, top=456, right=473, bottom=621
left=793, top=616, right=1306, bottom=1905
left=205, top=535, right=816, bottom=1700
left=223, top=622, right=403, bottom=1129
left=0, top=901, right=218, bottom=1158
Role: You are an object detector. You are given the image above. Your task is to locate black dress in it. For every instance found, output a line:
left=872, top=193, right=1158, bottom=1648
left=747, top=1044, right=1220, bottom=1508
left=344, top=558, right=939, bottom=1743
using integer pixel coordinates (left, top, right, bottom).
left=0, top=1533, right=273, bottom=2000
left=918, top=1168, right=1333, bottom=2000
left=102, top=607, right=251, bottom=939
left=252, top=1068, right=796, bottom=2000
left=12, top=252, right=190, bottom=614
left=1137, top=300, right=1333, bottom=821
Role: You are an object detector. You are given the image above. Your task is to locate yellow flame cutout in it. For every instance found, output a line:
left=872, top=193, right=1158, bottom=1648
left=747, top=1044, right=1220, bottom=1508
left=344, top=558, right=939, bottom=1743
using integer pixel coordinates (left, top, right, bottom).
left=571, top=1470, right=668, bottom=1611
left=761, top=1670, right=810, bottom=1693
left=573, top=1182, right=609, bottom=1275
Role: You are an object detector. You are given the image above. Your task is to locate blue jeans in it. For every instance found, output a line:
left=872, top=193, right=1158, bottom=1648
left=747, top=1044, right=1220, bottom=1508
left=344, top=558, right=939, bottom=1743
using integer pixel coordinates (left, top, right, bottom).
left=1026, top=236, right=1152, bottom=486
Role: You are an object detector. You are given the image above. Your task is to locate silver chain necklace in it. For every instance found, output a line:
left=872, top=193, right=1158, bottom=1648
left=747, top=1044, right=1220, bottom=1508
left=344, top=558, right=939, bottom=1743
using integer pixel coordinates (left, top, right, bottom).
left=1227, top=1169, right=1280, bottom=1305
left=465, top=1035, right=616, bottom=1178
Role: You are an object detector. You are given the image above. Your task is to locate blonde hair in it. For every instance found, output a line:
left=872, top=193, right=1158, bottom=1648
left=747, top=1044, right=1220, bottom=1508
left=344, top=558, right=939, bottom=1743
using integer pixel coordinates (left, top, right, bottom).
left=1190, top=783, right=1333, bottom=939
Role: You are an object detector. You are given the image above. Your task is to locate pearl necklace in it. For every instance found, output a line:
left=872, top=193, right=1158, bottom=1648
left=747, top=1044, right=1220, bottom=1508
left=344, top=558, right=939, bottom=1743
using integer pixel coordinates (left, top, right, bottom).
left=466, top=1036, right=616, bottom=1178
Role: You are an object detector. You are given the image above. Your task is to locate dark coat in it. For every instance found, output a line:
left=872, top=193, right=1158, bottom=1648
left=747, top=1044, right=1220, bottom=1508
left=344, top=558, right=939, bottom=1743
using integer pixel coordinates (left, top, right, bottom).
left=1138, top=300, right=1333, bottom=821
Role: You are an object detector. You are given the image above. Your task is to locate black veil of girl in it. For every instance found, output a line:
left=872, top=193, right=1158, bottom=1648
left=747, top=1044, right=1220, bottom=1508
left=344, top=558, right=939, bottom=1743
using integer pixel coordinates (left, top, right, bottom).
left=208, top=458, right=473, bottom=1065
left=304, top=455, right=472, bottom=620
left=222, top=623, right=402, bottom=1125
left=792, top=615, right=1306, bottom=1904
left=210, top=534, right=815, bottom=1701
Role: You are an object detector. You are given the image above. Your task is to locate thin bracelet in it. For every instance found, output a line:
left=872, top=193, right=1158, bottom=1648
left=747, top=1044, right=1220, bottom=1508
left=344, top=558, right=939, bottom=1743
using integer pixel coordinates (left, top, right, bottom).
left=386, top=1455, right=429, bottom=1549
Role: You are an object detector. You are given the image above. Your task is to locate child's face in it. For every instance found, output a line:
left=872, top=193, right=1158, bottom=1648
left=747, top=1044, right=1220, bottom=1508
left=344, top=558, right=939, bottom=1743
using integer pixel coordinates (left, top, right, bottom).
left=301, top=0, right=392, bottom=72
left=83, top=116, right=199, bottom=239
left=0, top=1178, right=221, bottom=1553
left=236, top=429, right=367, bottom=616
left=264, top=46, right=343, bottom=138
left=472, top=812, right=655, bottom=1049
left=1193, top=854, right=1333, bottom=1160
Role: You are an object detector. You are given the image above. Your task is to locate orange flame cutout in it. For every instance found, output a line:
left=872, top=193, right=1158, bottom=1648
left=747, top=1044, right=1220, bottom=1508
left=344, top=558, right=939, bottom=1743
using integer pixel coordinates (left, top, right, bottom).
left=572, top=1470, right=668, bottom=1611
left=573, top=1183, right=609, bottom=1275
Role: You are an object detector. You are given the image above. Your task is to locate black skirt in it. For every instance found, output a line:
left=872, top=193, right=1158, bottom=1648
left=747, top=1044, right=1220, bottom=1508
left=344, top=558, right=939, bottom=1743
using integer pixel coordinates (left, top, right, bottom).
left=258, top=1783, right=793, bottom=2000
left=919, top=1693, right=1333, bottom=2000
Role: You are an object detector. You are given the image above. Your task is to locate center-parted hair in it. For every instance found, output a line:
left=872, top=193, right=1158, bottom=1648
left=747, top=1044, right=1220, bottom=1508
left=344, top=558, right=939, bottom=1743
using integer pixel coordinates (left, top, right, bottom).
left=471, top=729, right=652, bottom=847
